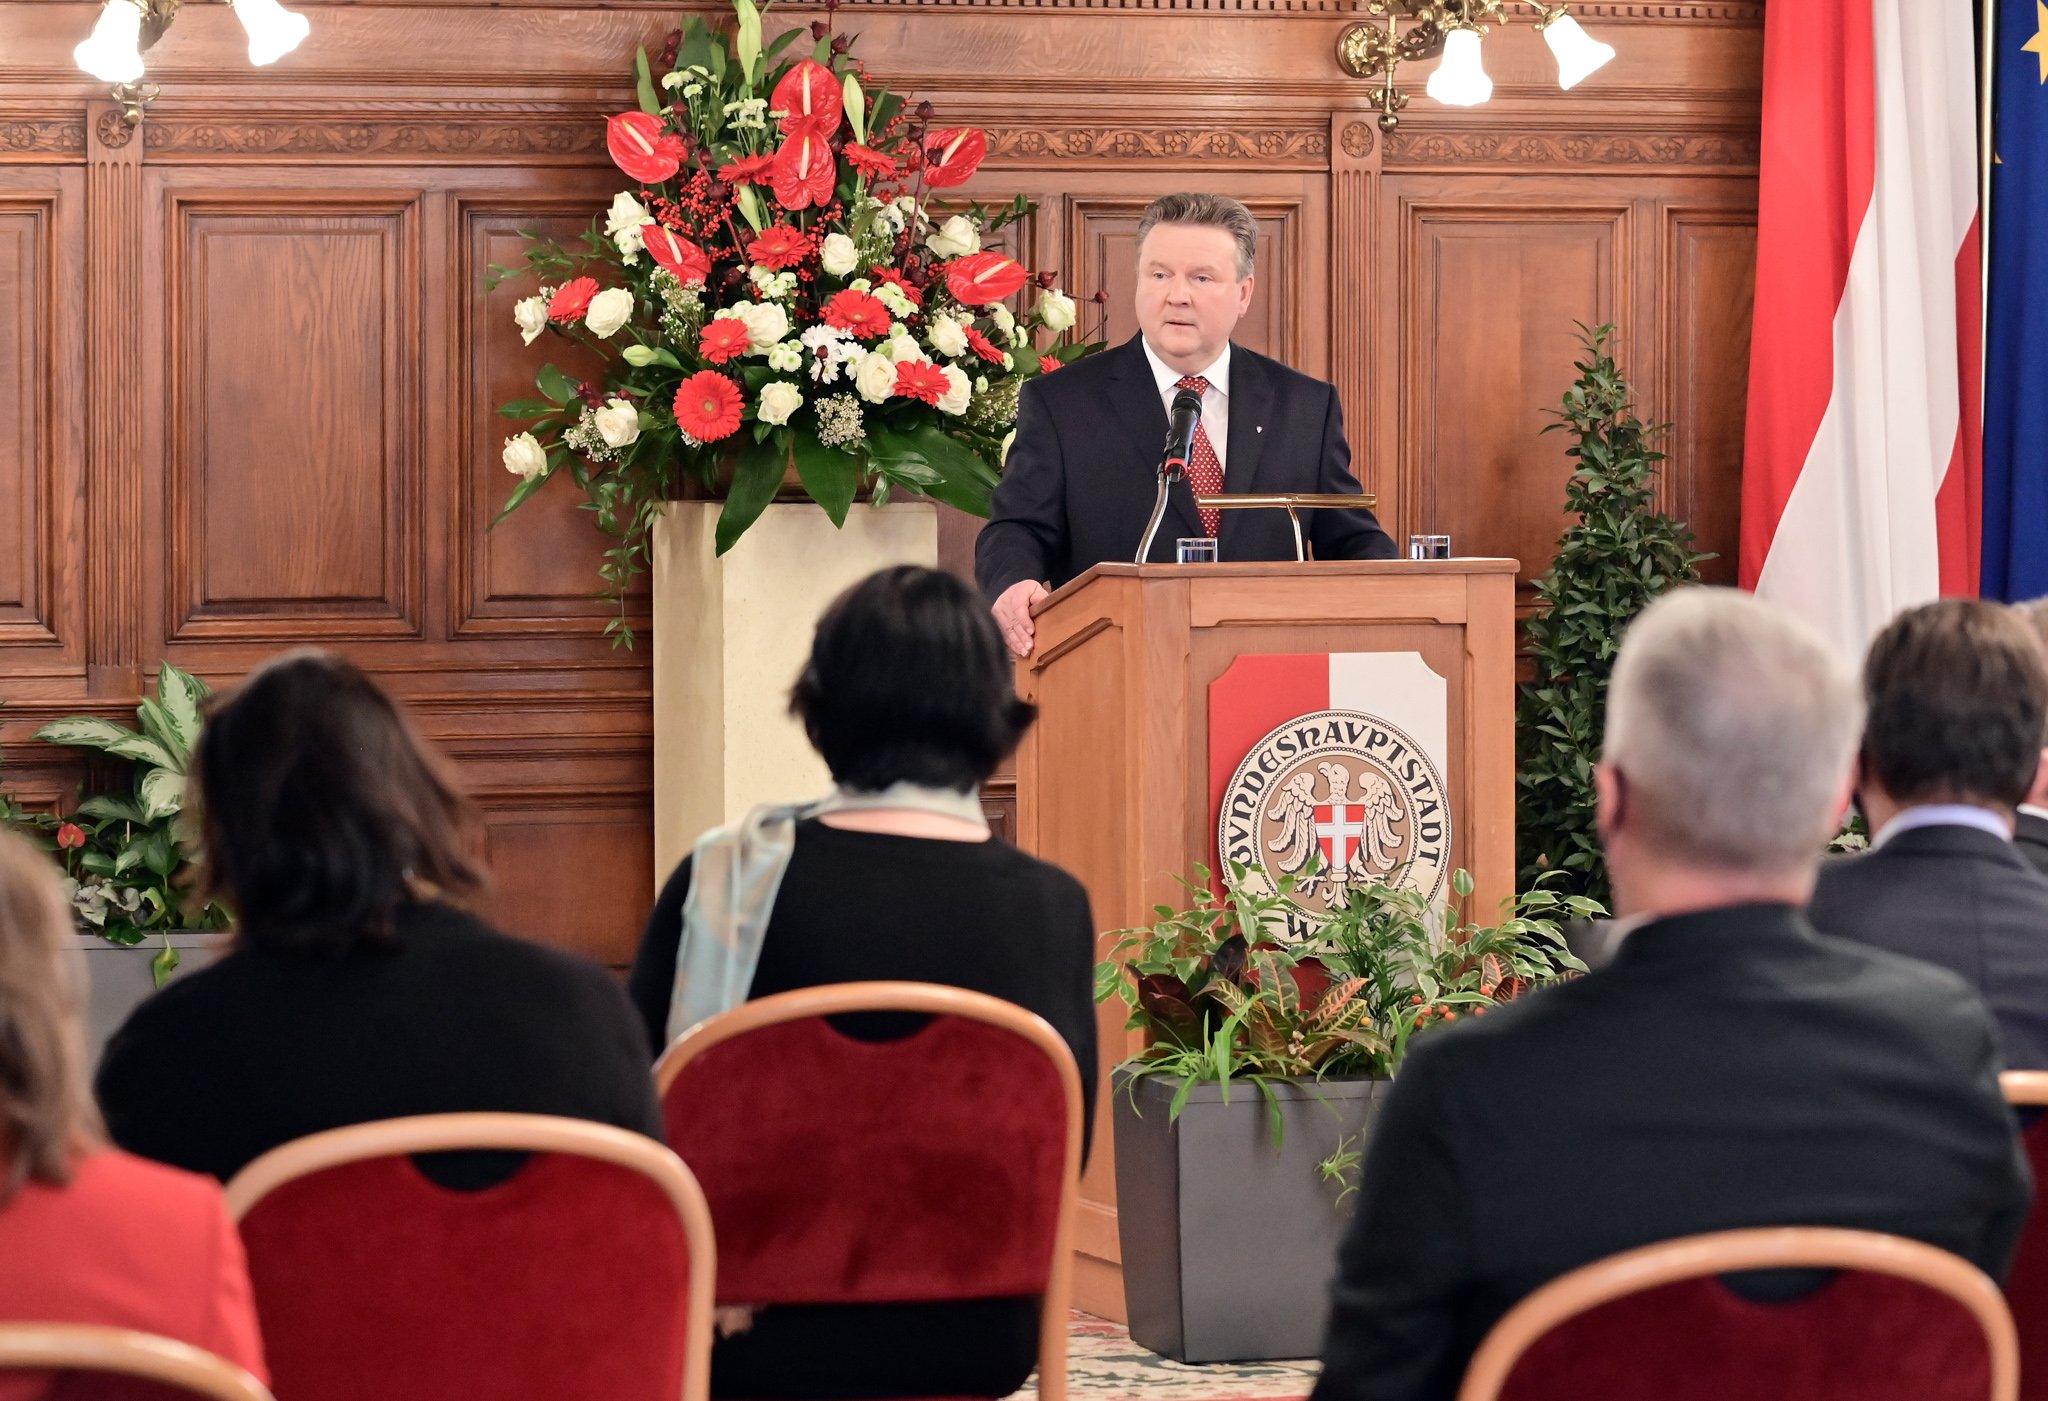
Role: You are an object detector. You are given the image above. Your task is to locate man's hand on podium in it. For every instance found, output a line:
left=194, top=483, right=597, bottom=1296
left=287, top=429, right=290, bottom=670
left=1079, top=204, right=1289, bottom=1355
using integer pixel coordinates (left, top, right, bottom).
left=994, top=579, right=1050, bottom=658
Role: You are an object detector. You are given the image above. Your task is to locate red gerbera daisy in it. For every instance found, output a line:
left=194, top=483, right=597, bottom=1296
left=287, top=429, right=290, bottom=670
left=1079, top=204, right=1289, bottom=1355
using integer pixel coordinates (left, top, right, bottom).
left=699, top=316, right=753, bottom=365
left=822, top=289, right=891, bottom=338
left=891, top=360, right=951, bottom=405
left=548, top=277, right=601, bottom=322
left=842, top=142, right=897, bottom=179
left=747, top=225, right=815, bottom=271
left=719, top=153, right=776, bottom=186
left=1039, top=354, right=1061, bottom=375
left=869, top=267, right=923, bottom=310
left=675, top=372, right=743, bottom=442
left=944, top=252, right=1028, bottom=307
left=921, top=127, right=988, bottom=188
left=964, top=326, right=1005, bottom=364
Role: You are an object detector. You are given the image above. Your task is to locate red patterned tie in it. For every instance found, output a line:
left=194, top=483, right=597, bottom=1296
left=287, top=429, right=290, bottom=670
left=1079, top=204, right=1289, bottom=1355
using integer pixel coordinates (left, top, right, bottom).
left=1176, top=375, right=1224, bottom=538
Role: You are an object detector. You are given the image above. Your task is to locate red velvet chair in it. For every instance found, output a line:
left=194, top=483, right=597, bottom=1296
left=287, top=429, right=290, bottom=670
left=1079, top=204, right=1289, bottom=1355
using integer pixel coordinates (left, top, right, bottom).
left=653, top=982, right=1084, bottom=1401
left=2001, top=1071, right=2048, bottom=1400
left=223, top=1113, right=716, bottom=1401
left=0, top=1323, right=273, bottom=1401
left=1456, top=1227, right=2018, bottom=1401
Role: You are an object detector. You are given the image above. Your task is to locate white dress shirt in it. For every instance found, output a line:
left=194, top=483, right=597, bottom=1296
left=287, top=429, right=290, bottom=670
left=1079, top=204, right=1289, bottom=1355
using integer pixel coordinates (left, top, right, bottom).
left=1870, top=803, right=2014, bottom=849
left=1141, top=337, right=1231, bottom=474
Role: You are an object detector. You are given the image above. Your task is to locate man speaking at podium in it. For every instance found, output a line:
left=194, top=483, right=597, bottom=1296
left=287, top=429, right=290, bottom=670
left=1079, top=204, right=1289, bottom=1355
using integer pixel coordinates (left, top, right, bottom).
left=975, top=191, right=1396, bottom=657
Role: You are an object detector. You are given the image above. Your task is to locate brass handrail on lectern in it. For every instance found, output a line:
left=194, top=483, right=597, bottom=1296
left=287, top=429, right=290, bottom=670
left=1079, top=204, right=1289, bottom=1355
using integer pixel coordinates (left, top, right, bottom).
left=1187, top=492, right=1381, bottom=562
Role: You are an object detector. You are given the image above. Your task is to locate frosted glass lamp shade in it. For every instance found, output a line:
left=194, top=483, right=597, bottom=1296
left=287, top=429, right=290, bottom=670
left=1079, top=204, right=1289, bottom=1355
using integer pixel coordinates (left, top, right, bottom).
left=75, top=0, right=145, bottom=83
left=1543, top=13, right=1615, bottom=89
left=230, top=0, right=309, bottom=65
left=1426, top=28, right=1492, bottom=107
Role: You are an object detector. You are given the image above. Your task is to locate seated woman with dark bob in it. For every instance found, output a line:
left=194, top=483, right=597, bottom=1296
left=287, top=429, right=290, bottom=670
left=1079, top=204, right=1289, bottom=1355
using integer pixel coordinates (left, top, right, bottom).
left=627, top=564, right=1098, bottom=1401
left=97, top=651, right=660, bottom=1185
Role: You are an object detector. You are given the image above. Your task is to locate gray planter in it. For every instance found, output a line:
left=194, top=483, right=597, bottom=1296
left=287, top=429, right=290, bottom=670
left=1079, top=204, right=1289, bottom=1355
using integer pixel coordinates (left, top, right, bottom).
left=1113, top=1067, right=1383, bottom=1364
left=70, top=932, right=220, bottom=1063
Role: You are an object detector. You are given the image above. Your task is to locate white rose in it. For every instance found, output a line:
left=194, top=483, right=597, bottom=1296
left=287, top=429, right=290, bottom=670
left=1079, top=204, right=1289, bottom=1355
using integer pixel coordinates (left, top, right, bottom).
left=820, top=232, right=859, bottom=277
left=886, top=335, right=928, bottom=364
left=740, top=301, right=790, bottom=351
left=925, top=214, right=981, bottom=260
left=592, top=398, right=641, bottom=448
left=766, top=340, right=803, bottom=373
left=502, top=432, right=547, bottom=481
left=853, top=351, right=897, bottom=404
left=935, top=364, right=972, bottom=416
left=757, top=380, right=803, bottom=426
left=926, top=315, right=969, bottom=359
left=513, top=295, right=549, bottom=346
left=1037, top=288, right=1077, bottom=333
left=584, top=287, right=635, bottom=339
left=606, top=191, right=652, bottom=238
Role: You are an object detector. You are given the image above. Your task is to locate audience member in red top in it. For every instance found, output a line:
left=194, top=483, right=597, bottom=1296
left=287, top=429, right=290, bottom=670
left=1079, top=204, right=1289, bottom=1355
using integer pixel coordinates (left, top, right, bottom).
left=0, top=828, right=267, bottom=1395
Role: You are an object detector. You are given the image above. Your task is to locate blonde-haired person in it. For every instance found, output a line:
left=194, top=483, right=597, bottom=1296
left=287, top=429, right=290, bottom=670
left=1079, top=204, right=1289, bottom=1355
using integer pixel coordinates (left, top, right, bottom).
left=0, top=829, right=266, bottom=1393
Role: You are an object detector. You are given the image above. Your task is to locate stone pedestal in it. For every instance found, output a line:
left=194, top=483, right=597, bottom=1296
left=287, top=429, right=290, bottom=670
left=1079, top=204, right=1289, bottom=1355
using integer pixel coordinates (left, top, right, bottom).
left=651, top=500, right=939, bottom=887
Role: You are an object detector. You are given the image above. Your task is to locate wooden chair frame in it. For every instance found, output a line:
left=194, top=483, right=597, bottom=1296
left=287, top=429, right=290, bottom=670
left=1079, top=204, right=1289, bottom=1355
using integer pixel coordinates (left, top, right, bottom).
left=2002, top=1071, right=2048, bottom=1107
left=0, top=1323, right=275, bottom=1401
left=654, top=981, right=1085, bottom=1401
left=224, top=1113, right=717, bottom=1401
left=1455, top=1227, right=2019, bottom=1401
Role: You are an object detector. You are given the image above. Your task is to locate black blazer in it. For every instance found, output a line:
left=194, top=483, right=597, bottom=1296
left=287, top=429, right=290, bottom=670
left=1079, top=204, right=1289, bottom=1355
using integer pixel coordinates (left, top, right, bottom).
left=974, top=335, right=1397, bottom=600
left=1311, top=903, right=2031, bottom=1401
left=1808, top=823, right=2048, bottom=1072
left=2016, top=809, right=2048, bottom=880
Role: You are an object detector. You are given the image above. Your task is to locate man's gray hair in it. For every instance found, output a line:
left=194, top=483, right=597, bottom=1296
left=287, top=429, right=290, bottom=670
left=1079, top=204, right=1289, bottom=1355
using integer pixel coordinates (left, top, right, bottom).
left=1604, top=587, right=1861, bottom=872
left=1136, top=193, right=1257, bottom=281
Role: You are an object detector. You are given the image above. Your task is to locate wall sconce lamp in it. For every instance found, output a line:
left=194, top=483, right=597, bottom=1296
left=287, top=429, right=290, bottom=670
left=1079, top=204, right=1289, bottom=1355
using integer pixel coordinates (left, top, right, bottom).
left=1337, top=0, right=1614, bottom=130
left=76, top=0, right=309, bottom=116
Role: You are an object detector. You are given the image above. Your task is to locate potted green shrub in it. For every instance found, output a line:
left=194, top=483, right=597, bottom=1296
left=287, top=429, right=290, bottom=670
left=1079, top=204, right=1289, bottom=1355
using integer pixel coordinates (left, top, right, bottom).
left=1099, top=863, right=1594, bottom=1363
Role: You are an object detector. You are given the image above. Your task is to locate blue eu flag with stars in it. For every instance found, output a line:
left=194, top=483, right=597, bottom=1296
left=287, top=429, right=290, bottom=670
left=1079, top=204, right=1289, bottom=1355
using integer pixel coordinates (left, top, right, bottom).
left=1987, top=0, right=2048, bottom=600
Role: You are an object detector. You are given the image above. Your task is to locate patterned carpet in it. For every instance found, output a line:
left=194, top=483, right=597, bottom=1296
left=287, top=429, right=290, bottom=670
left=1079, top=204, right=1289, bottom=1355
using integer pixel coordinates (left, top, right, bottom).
left=1008, top=1313, right=1320, bottom=1400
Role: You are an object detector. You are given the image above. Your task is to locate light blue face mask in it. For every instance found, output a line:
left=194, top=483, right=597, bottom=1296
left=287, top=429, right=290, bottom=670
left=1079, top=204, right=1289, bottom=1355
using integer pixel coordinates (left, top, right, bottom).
left=663, top=783, right=989, bottom=1047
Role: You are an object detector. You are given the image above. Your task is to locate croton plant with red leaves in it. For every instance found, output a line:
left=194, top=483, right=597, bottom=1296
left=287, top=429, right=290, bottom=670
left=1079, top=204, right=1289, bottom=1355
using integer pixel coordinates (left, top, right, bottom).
left=487, top=0, right=1104, bottom=647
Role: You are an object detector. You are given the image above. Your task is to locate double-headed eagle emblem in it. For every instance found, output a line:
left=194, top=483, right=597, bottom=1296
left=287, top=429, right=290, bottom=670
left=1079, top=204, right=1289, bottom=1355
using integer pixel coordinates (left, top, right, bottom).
left=1265, top=760, right=1405, bottom=902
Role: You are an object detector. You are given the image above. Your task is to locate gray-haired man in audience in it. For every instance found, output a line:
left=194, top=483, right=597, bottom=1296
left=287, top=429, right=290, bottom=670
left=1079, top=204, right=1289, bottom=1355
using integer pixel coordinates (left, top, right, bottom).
left=1311, top=587, right=2030, bottom=1401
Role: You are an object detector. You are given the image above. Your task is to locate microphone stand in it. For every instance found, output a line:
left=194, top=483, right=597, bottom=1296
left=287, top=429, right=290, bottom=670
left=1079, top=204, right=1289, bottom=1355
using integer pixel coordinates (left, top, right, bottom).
left=1134, top=451, right=1186, bottom=565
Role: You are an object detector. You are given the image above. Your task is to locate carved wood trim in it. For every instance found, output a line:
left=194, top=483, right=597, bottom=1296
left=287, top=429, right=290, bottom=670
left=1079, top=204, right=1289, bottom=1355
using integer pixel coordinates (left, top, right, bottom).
left=1383, top=128, right=1760, bottom=171
left=0, top=192, right=61, bottom=649
left=1330, top=110, right=1379, bottom=513
left=0, top=116, right=88, bottom=161
left=987, top=124, right=1329, bottom=165
left=143, top=114, right=610, bottom=164
left=232, top=0, right=1758, bottom=12
left=84, top=102, right=144, bottom=697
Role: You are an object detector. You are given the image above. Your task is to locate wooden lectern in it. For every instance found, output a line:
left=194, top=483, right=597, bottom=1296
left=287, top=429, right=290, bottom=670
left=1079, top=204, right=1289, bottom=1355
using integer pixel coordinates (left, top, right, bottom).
left=1011, top=558, right=1521, bottom=1321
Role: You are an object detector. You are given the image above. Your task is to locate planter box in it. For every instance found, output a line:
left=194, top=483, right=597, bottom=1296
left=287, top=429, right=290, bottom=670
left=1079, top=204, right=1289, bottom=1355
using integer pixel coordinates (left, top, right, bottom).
left=71, top=932, right=221, bottom=1063
left=1113, top=1067, right=1383, bottom=1364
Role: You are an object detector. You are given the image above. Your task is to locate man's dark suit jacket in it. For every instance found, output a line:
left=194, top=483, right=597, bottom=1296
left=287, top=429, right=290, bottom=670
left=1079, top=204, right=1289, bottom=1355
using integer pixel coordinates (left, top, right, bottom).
left=1310, top=903, right=2030, bottom=1401
left=1808, top=823, right=2048, bottom=1071
left=2017, top=809, right=2048, bottom=879
left=974, top=335, right=1397, bottom=600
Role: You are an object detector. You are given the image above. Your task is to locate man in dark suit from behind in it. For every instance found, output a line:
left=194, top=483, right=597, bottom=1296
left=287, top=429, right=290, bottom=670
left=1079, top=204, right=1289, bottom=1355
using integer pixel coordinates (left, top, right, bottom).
left=1807, top=598, right=2048, bottom=1070
left=1312, top=588, right=2031, bottom=1401
left=2013, top=599, right=2048, bottom=878
left=975, top=192, right=1396, bottom=657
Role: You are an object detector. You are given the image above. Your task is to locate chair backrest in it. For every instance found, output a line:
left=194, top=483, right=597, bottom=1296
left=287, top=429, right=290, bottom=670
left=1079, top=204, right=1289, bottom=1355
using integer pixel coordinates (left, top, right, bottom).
left=224, top=1113, right=715, bottom=1401
left=2001, top=1072, right=2048, bottom=1400
left=1456, top=1227, right=2018, bottom=1401
left=654, top=982, right=1082, bottom=1401
left=0, top=1323, right=274, bottom=1401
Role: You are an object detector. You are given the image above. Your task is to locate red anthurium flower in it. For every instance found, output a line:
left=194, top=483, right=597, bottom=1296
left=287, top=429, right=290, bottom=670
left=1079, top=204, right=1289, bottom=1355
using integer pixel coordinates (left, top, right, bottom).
left=548, top=277, right=601, bottom=322
left=892, top=360, right=951, bottom=405
left=1039, top=354, right=1061, bottom=375
left=964, top=326, right=1005, bottom=364
left=943, top=252, right=1028, bottom=307
left=869, top=267, right=923, bottom=310
left=56, top=823, right=85, bottom=850
left=718, top=152, right=776, bottom=186
left=747, top=225, right=815, bottom=270
left=842, top=143, right=897, bottom=180
left=771, top=60, right=843, bottom=135
left=771, top=131, right=838, bottom=211
left=921, top=127, right=988, bottom=188
left=644, top=226, right=711, bottom=286
left=822, top=288, right=891, bottom=338
left=674, top=372, right=744, bottom=442
left=607, top=112, right=684, bottom=183
left=699, top=316, right=753, bottom=364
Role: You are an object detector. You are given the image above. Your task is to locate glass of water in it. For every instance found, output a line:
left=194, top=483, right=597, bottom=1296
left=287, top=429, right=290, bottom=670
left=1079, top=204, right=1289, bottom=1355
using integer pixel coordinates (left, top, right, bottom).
left=1407, top=535, right=1452, bottom=560
left=1177, top=538, right=1219, bottom=564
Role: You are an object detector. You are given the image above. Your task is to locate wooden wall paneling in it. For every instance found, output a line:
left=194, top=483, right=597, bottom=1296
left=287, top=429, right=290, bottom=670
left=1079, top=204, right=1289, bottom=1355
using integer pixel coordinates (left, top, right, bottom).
left=1660, top=201, right=1756, bottom=586
left=85, top=101, right=144, bottom=698
left=1329, top=109, right=1380, bottom=505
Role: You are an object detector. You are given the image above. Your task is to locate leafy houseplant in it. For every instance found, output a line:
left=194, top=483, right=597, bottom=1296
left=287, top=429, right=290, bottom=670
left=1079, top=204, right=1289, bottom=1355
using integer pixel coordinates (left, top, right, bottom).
left=32, top=663, right=228, bottom=985
left=491, top=0, right=1105, bottom=646
left=1515, top=322, right=1711, bottom=907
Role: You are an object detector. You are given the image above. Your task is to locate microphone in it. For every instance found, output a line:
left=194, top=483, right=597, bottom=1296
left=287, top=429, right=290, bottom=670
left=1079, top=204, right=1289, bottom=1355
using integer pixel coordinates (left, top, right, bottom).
left=1138, top=386, right=1206, bottom=564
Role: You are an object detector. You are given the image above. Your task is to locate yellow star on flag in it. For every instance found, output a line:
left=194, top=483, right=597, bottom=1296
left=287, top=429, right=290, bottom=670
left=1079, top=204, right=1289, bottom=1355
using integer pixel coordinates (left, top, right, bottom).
left=2025, top=0, right=2048, bottom=84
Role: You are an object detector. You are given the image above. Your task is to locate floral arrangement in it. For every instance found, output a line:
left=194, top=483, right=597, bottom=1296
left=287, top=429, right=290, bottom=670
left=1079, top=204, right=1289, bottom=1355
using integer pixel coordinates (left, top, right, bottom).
left=492, top=0, right=1103, bottom=645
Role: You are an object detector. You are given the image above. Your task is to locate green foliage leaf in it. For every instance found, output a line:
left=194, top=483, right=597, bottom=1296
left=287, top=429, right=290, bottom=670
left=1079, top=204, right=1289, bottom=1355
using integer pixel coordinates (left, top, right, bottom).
left=536, top=363, right=580, bottom=406
left=866, top=424, right=998, bottom=516
left=33, top=716, right=137, bottom=754
left=635, top=46, right=662, bottom=115
left=138, top=767, right=186, bottom=822
left=151, top=939, right=180, bottom=988
left=792, top=431, right=859, bottom=527
left=734, top=0, right=763, bottom=80
left=489, top=469, right=554, bottom=531
left=715, top=434, right=788, bottom=554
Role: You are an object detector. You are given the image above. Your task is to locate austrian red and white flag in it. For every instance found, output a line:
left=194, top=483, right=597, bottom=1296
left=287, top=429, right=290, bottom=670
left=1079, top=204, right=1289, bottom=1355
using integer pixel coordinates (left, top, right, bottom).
left=1741, top=0, right=1981, bottom=659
